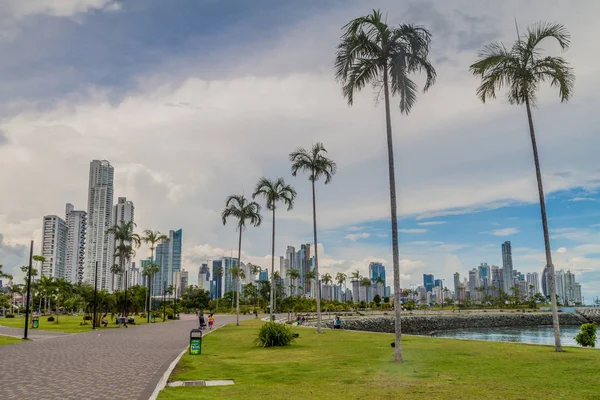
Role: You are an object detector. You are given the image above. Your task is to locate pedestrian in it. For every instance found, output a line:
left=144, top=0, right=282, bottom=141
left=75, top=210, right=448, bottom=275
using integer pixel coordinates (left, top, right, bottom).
left=101, top=313, right=108, bottom=328
left=334, top=315, right=341, bottom=330
left=208, top=313, right=215, bottom=330
left=198, top=310, right=206, bottom=329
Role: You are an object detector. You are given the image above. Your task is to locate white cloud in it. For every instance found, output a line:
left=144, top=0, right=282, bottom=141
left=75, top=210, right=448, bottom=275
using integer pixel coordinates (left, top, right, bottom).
left=556, top=247, right=567, bottom=254
left=569, top=197, right=595, bottom=202
left=488, top=228, right=520, bottom=236
left=398, top=229, right=428, bottom=234
left=345, top=233, right=370, bottom=242
left=417, top=221, right=446, bottom=226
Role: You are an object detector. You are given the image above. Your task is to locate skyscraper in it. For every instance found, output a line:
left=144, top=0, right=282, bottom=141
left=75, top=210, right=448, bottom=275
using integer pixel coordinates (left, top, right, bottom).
left=153, top=229, right=182, bottom=296
left=86, top=160, right=114, bottom=291
left=501, top=241, right=513, bottom=292
left=64, top=203, right=87, bottom=284
left=526, top=272, right=540, bottom=295
left=211, top=260, right=223, bottom=298
left=222, top=256, right=238, bottom=294
left=369, top=262, right=386, bottom=297
left=41, top=215, right=68, bottom=278
left=112, top=197, right=135, bottom=291
left=180, top=269, right=189, bottom=291
left=423, top=274, right=434, bottom=293
left=453, top=272, right=461, bottom=295
left=259, top=269, right=268, bottom=282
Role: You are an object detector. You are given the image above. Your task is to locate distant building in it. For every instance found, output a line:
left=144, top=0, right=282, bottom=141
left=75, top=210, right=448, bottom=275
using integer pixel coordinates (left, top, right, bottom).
left=502, top=241, right=514, bottom=292
left=423, top=274, right=434, bottom=294
left=112, top=197, right=135, bottom=292
left=211, top=260, right=223, bottom=298
left=152, top=229, right=182, bottom=296
left=180, top=269, right=189, bottom=291
left=434, top=279, right=443, bottom=288
left=526, top=272, right=540, bottom=296
left=259, top=269, right=268, bottom=282
left=41, top=215, right=68, bottom=279
left=369, top=262, right=386, bottom=297
left=453, top=272, right=461, bottom=297
left=65, top=203, right=86, bottom=284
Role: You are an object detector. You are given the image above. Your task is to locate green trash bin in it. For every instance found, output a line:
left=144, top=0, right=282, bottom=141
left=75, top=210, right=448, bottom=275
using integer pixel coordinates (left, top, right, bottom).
left=189, top=329, right=202, bottom=355
left=151, top=315, right=156, bottom=323
left=32, top=317, right=39, bottom=329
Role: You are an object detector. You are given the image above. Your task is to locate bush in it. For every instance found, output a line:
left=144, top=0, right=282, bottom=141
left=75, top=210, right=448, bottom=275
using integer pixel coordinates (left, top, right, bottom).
left=5, top=314, right=15, bottom=318
left=255, top=322, right=295, bottom=348
left=47, top=316, right=55, bottom=322
left=140, top=313, right=147, bottom=319
left=575, top=323, right=598, bottom=348
left=83, top=315, right=92, bottom=321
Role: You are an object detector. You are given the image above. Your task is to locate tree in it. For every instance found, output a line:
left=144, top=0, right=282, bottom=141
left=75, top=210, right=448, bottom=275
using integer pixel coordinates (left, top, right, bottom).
left=373, top=294, right=382, bottom=307
left=305, top=269, right=317, bottom=299
left=243, top=283, right=259, bottom=309
left=250, top=264, right=262, bottom=282
left=336, top=272, right=347, bottom=302
left=290, top=142, right=337, bottom=333
left=142, top=230, right=169, bottom=321
left=336, top=10, right=436, bottom=362
left=0, top=264, right=12, bottom=280
left=360, top=277, right=372, bottom=305
left=350, top=270, right=362, bottom=303
left=142, top=262, right=159, bottom=313
left=222, top=193, right=262, bottom=326
left=287, top=268, right=300, bottom=297
left=470, top=21, right=574, bottom=353
left=253, top=177, right=296, bottom=321
left=107, top=221, right=140, bottom=317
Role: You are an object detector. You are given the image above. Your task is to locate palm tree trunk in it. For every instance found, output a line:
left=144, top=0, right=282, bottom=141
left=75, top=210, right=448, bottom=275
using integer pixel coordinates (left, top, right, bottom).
left=270, top=208, right=275, bottom=321
left=383, top=68, right=403, bottom=363
left=312, top=177, right=322, bottom=333
left=236, top=225, right=242, bottom=327
left=525, top=97, right=562, bottom=352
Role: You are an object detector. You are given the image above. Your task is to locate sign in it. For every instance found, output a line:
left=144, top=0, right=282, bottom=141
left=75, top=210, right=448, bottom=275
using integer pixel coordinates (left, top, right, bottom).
left=190, top=339, right=201, bottom=355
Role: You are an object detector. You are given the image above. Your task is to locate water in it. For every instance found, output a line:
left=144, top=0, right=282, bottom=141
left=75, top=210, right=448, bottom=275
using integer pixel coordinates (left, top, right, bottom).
left=431, top=325, right=599, bottom=347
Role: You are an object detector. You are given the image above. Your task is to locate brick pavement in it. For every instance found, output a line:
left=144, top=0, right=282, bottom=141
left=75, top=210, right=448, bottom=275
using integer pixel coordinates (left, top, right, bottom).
left=0, top=325, right=71, bottom=341
left=0, top=314, right=249, bottom=400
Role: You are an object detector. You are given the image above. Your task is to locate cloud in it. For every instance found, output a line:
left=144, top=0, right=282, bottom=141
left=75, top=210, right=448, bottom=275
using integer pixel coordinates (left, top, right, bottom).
left=345, top=233, right=370, bottom=242
left=398, top=229, right=428, bottom=234
left=488, top=228, right=519, bottom=236
left=556, top=247, right=567, bottom=254
left=569, top=197, right=595, bottom=202
left=417, top=221, right=446, bottom=226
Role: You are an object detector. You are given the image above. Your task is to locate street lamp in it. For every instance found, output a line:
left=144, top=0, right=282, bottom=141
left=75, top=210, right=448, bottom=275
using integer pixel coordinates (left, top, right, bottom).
left=92, top=261, right=99, bottom=330
left=23, top=241, right=33, bottom=340
left=163, top=281, right=167, bottom=322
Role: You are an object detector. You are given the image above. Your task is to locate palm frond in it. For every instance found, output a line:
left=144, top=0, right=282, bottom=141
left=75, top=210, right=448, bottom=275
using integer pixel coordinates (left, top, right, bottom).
left=531, top=56, right=575, bottom=102
left=525, top=21, right=570, bottom=53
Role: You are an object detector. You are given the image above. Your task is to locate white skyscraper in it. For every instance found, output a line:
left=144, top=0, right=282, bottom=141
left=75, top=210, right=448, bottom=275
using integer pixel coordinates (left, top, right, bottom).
left=41, top=215, right=68, bottom=278
left=85, top=160, right=114, bottom=291
left=112, top=197, right=135, bottom=291
left=526, top=272, right=540, bottom=296
left=65, top=203, right=87, bottom=284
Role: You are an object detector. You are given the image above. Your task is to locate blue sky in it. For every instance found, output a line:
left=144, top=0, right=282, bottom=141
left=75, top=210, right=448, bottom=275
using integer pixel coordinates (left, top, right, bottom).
left=0, top=0, right=599, bottom=302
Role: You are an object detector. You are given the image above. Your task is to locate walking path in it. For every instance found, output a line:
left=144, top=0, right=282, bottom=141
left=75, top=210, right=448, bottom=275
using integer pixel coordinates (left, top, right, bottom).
left=0, top=313, right=249, bottom=400
left=0, top=325, right=70, bottom=341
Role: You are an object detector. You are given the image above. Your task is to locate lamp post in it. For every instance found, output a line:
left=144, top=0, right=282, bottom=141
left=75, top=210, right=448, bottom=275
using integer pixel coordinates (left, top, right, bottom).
left=23, top=240, right=34, bottom=340
left=163, top=281, right=166, bottom=322
left=123, top=268, right=128, bottom=317
left=92, top=261, right=99, bottom=330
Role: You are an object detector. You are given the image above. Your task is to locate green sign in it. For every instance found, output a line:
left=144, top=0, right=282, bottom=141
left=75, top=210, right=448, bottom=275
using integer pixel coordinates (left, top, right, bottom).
left=151, top=315, right=155, bottom=323
left=190, top=338, right=201, bottom=355
left=32, top=319, right=39, bottom=329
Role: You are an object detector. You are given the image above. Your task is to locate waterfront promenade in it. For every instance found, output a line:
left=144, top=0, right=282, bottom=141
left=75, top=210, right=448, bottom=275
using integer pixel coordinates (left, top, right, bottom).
left=0, top=314, right=249, bottom=400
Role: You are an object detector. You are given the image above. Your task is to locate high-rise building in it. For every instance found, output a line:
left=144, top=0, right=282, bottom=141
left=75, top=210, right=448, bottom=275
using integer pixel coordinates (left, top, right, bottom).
left=64, top=203, right=87, bottom=284
left=453, top=272, right=461, bottom=295
left=259, top=269, right=268, bottom=282
left=478, top=263, right=491, bottom=282
left=295, top=244, right=311, bottom=295
left=526, top=272, right=540, bottom=296
left=112, top=197, right=135, bottom=292
left=140, top=257, right=152, bottom=287
left=434, top=279, right=443, bottom=288
left=222, top=257, right=238, bottom=294
left=501, top=241, right=513, bottom=292
left=130, top=262, right=141, bottom=286
left=85, top=160, right=114, bottom=291
left=153, top=229, right=182, bottom=296
left=211, top=260, right=223, bottom=298
left=423, top=274, right=434, bottom=293
left=41, top=215, right=68, bottom=278
left=468, top=268, right=477, bottom=299
left=369, top=262, right=386, bottom=297
left=180, top=269, right=189, bottom=291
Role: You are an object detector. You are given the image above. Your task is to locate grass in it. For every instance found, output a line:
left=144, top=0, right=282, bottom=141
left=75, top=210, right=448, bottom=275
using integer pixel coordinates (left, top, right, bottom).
left=159, top=319, right=600, bottom=400
left=0, top=335, right=25, bottom=346
left=0, top=314, right=169, bottom=333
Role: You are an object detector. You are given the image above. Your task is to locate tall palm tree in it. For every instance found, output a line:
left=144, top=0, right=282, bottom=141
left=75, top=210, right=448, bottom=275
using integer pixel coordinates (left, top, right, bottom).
left=250, top=264, right=262, bottom=282
left=305, top=268, right=317, bottom=299
left=222, top=194, right=262, bottom=326
left=350, top=270, right=362, bottom=303
left=0, top=264, right=12, bottom=280
left=287, top=268, right=300, bottom=296
left=142, top=230, right=169, bottom=322
left=336, top=272, right=347, bottom=302
left=470, top=22, right=574, bottom=352
left=335, top=10, right=436, bottom=362
left=107, top=221, right=140, bottom=317
left=290, top=142, right=337, bottom=333
left=253, top=177, right=297, bottom=321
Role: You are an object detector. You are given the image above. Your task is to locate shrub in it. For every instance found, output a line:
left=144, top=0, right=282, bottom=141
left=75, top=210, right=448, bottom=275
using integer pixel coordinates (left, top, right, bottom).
left=140, top=313, right=147, bottom=319
left=5, top=314, right=15, bottom=318
left=83, top=315, right=92, bottom=321
left=255, top=322, right=295, bottom=348
left=575, top=323, right=598, bottom=348
left=47, top=316, right=55, bottom=322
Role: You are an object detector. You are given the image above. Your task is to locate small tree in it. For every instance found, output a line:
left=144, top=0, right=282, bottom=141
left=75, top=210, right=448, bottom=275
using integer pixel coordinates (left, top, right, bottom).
left=373, top=294, right=382, bottom=307
left=575, top=323, right=597, bottom=348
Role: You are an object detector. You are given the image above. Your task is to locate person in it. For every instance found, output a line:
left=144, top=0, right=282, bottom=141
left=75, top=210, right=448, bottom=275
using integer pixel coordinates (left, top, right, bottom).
left=101, top=313, right=108, bottom=328
left=198, top=310, right=206, bottom=329
left=208, top=313, right=215, bottom=330
left=296, top=316, right=301, bottom=326
left=254, top=309, right=258, bottom=319
left=334, top=316, right=341, bottom=330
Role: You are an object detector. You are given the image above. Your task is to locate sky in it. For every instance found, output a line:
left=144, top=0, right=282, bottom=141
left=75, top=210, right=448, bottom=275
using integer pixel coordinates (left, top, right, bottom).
left=0, top=0, right=599, bottom=302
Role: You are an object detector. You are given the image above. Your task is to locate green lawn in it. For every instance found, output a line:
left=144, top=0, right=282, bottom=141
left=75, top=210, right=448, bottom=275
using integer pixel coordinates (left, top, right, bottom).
left=0, top=335, right=25, bottom=346
left=0, top=314, right=168, bottom=333
left=159, top=319, right=600, bottom=400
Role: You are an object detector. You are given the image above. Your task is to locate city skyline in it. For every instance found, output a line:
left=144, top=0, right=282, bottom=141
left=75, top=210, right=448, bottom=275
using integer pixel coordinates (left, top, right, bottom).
left=1, top=1, right=599, bottom=303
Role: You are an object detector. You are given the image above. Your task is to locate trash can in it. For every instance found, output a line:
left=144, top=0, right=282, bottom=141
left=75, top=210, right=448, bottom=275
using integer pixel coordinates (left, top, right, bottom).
left=151, top=315, right=156, bottom=323
left=189, top=329, right=202, bottom=355
left=32, top=317, right=39, bottom=329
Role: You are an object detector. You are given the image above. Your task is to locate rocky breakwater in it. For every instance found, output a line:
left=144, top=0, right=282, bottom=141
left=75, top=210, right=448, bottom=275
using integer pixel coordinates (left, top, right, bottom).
left=328, top=313, right=587, bottom=335
left=577, top=308, right=600, bottom=324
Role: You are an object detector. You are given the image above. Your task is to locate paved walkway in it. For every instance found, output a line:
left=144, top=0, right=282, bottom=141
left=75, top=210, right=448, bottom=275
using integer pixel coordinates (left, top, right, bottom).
left=0, top=314, right=249, bottom=400
left=0, top=325, right=71, bottom=341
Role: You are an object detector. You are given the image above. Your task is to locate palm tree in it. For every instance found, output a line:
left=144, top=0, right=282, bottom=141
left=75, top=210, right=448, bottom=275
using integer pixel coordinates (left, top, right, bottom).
left=360, top=277, right=372, bottom=306
left=335, top=10, right=436, bottom=362
left=222, top=194, right=262, bottom=326
left=290, top=142, right=337, bottom=333
left=250, top=264, right=262, bottom=282
left=228, top=266, right=247, bottom=312
left=142, top=230, right=169, bottom=322
left=351, top=270, right=362, bottom=303
left=470, top=22, right=574, bottom=352
left=375, top=276, right=385, bottom=298
left=253, top=177, right=297, bottom=321
left=336, top=272, right=347, bottom=302
left=107, top=221, right=140, bottom=317
left=287, top=268, right=300, bottom=296
left=305, top=268, right=317, bottom=299
left=0, top=264, right=12, bottom=280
